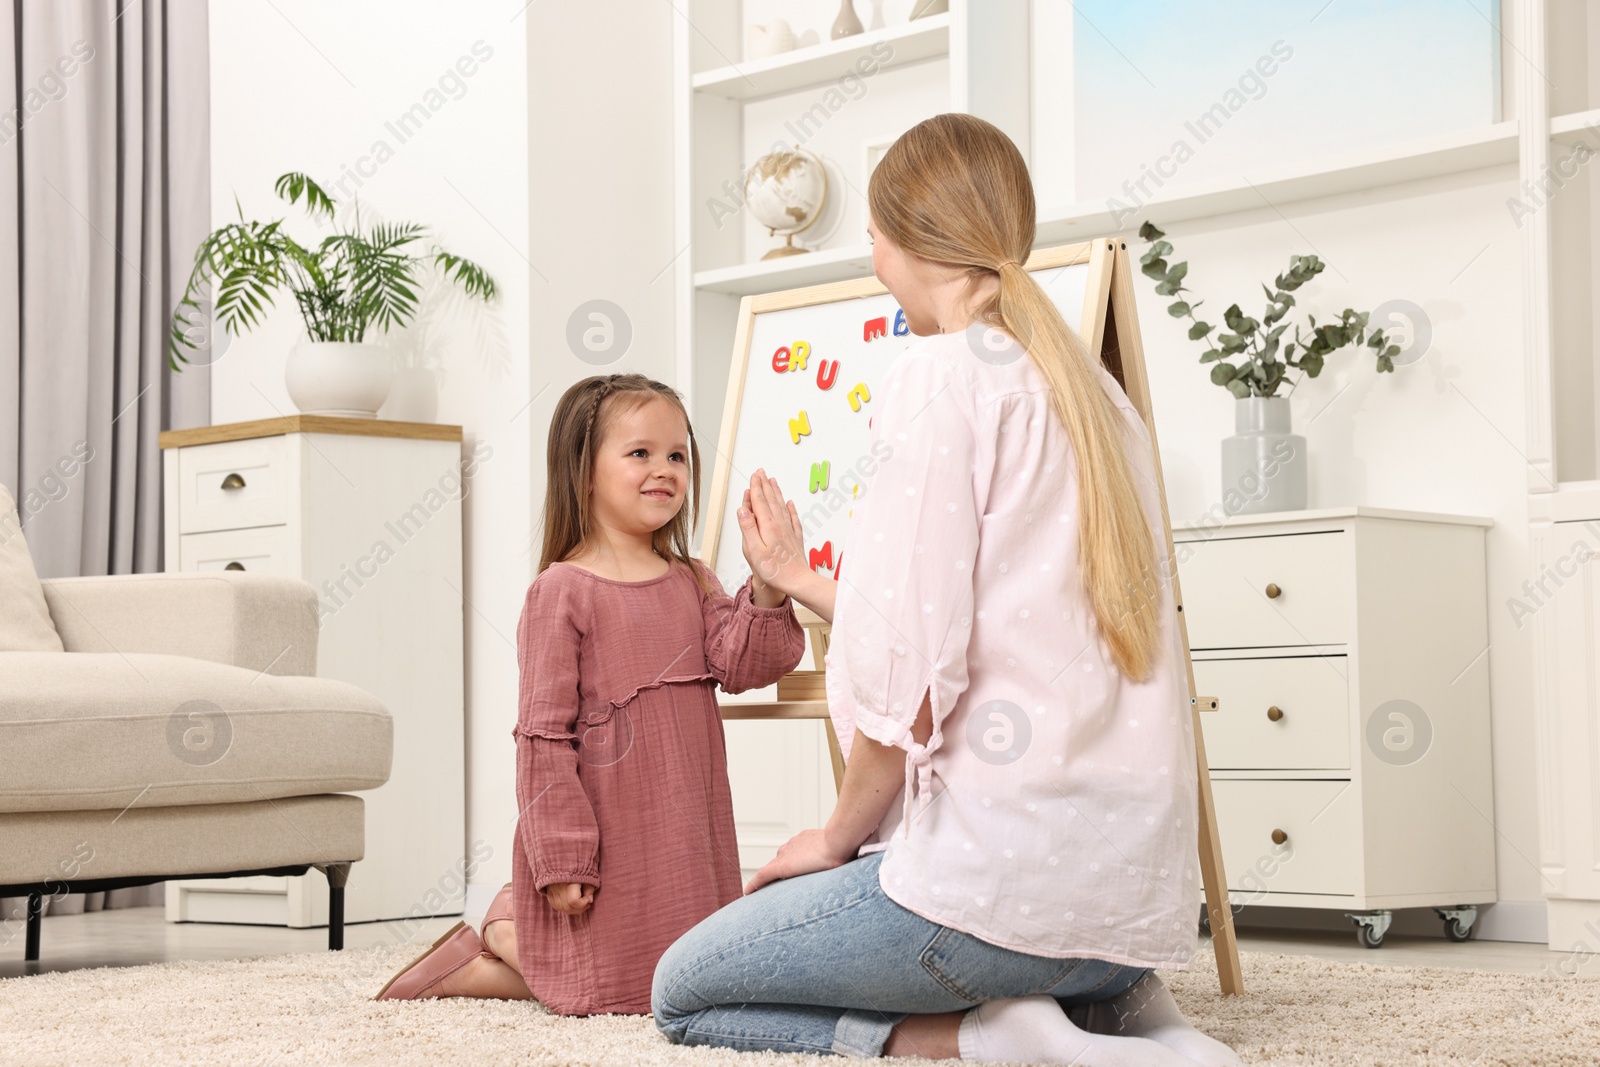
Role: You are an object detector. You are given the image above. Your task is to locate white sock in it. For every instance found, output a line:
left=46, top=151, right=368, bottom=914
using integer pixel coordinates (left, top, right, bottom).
left=1073, top=972, right=1240, bottom=1067
left=955, top=994, right=1197, bottom=1066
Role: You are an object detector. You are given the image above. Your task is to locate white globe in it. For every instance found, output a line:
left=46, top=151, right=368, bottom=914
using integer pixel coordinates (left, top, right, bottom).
left=744, top=149, right=826, bottom=238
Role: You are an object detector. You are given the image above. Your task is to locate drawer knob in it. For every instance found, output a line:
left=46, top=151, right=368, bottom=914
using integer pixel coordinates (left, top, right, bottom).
left=1265, top=582, right=1281, bottom=599
left=221, top=473, right=247, bottom=491
left=1267, top=705, right=1284, bottom=722
left=224, top=562, right=245, bottom=572
left=1271, top=828, right=1288, bottom=845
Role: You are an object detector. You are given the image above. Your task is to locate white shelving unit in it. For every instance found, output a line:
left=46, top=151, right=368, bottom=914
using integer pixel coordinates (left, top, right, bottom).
left=671, top=0, right=1030, bottom=449
left=1522, top=0, right=1600, bottom=953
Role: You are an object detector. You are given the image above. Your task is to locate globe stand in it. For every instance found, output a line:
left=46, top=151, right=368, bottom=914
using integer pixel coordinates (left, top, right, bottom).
left=760, top=231, right=810, bottom=260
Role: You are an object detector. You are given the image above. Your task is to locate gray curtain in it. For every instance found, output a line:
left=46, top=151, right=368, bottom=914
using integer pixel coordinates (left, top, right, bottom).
left=0, top=0, right=210, bottom=922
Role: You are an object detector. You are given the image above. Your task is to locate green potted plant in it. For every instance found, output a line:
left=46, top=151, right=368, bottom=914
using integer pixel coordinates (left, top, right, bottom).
left=1137, top=221, right=1401, bottom=513
left=169, top=172, right=497, bottom=418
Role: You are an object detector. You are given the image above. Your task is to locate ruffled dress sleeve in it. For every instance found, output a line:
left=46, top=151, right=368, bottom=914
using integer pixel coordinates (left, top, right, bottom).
left=512, top=569, right=602, bottom=891
left=694, top=560, right=807, bottom=695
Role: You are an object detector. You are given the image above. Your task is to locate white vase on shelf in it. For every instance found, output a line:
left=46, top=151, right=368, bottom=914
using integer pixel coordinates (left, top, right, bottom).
left=746, top=19, right=796, bottom=60
left=831, top=0, right=863, bottom=40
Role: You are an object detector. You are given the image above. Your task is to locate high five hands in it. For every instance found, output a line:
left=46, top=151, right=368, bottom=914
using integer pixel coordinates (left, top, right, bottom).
left=737, top=469, right=808, bottom=607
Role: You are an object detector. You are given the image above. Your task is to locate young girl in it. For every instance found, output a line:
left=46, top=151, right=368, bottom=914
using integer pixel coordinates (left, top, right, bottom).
left=376, top=373, right=807, bottom=1013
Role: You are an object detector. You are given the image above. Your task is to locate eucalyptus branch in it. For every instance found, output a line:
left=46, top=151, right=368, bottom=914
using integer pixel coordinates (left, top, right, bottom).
left=1136, top=220, right=1401, bottom=399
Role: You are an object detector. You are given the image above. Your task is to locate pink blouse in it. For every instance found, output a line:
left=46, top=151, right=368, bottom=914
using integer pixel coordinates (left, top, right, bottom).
left=511, top=558, right=806, bottom=1014
left=823, top=325, right=1201, bottom=970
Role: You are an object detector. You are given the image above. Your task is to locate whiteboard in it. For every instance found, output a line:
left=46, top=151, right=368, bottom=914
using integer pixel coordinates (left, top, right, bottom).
left=703, top=242, right=1101, bottom=602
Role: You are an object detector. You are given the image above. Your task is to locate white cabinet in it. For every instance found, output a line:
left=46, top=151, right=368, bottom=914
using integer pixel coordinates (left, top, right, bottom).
left=158, top=417, right=468, bottom=929
left=1175, top=506, right=1496, bottom=947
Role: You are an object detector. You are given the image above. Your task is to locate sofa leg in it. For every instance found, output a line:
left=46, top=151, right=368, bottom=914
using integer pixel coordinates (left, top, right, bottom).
left=315, top=862, right=351, bottom=951
left=24, top=892, right=43, bottom=962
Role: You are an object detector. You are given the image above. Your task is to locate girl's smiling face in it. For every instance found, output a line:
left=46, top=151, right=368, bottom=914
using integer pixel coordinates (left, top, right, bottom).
left=588, top=395, right=689, bottom=537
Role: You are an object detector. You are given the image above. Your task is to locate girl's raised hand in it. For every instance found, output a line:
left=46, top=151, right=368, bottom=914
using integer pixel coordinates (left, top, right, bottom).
left=736, top=469, right=807, bottom=598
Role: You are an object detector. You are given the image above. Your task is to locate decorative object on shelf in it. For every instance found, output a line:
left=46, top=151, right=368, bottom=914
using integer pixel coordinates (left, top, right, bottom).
left=744, top=146, right=828, bottom=260
left=909, top=0, right=949, bottom=18
left=1138, top=220, right=1404, bottom=514
left=831, top=0, right=863, bottom=40
left=746, top=18, right=796, bottom=60
left=168, top=171, right=498, bottom=418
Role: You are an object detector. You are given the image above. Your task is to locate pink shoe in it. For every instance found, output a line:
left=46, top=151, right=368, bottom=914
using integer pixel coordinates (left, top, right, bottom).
left=374, top=921, right=487, bottom=1001
left=480, top=882, right=513, bottom=959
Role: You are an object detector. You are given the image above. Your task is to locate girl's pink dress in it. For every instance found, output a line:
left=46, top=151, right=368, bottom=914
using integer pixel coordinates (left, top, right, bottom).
left=511, top=556, right=807, bottom=1015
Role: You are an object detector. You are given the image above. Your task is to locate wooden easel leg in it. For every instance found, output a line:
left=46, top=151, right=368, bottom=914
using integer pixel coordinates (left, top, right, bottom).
left=824, top=719, right=846, bottom=794
left=1192, top=700, right=1244, bottom=994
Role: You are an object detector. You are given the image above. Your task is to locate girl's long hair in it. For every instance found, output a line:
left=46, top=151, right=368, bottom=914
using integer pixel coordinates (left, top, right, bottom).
left=539, top=373, right=712, bottom=596
left=868, top=112, right=1164, bottom=682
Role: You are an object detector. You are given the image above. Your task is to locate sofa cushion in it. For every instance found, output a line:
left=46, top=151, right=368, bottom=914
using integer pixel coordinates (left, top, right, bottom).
left=0, top=485, right=64, bottom=653
left=0, top=795, right=366, bottom=886
left=0, top=652, right=393, bottom=814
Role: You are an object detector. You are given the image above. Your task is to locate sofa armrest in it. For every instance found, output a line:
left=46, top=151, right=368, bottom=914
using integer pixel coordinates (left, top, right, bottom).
left=41, top=572, right=319, bottom=677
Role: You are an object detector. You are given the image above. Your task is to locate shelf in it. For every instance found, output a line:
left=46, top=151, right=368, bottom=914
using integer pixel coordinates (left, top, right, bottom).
left=1035, top=120, right=1520, bottom=245
left=694, top=242, right=876, bottom=295
left=1552, top=107, right=1600, bottom=144
left=693, top=121, right=1520, bottom=296
left=692, top=14, right=950, bottom=102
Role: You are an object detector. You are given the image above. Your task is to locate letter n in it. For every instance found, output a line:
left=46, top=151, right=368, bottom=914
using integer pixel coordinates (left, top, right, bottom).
left=788, top=409, right=811, bottom=444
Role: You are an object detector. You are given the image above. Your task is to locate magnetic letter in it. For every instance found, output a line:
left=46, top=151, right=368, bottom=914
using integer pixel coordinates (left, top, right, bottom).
left=864, top=317, right=887, bottom=342
left=893, top=309, right=908, bottom=336
left=772, top=346, right=791, bottom=373
left=816, top=358, right=839, bottom=390
left=789, top=340, right=810, bottom=372
left=809, top=461, right=829, bottom=493
left=788, top=409, right=811, bottom=444
left=848, top=383, right=871, bottom=412
left=809, top=541, right=834, bottom=571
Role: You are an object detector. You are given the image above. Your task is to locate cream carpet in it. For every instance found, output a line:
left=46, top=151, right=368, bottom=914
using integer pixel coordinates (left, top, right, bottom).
left=1, top=941, right=1596, bottom=1066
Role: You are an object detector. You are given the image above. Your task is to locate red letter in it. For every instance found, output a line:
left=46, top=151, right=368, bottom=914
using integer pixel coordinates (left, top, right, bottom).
left=864, top=317, right=887, bottom=342
left=772, top=346, right=791, bottom=373
left=816, top=358, right=839, bottom=390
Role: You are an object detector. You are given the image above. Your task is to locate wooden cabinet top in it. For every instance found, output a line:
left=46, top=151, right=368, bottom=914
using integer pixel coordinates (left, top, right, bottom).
left=159, top=416, right=463, bottom=449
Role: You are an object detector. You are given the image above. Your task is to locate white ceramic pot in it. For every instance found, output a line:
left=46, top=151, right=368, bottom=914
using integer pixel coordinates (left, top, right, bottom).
left=284, top=341, right=392, bottom=418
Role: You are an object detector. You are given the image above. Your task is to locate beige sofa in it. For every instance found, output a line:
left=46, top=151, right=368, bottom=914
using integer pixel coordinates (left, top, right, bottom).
left=0, top=486, right=393, bottom=962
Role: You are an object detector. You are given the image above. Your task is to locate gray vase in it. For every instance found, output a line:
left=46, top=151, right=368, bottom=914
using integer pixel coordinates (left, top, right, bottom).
left=1220, top=395, right=1306, bottom=514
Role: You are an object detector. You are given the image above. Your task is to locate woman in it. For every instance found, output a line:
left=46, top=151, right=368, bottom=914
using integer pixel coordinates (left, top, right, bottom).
left=650, top=114, right=1240, bottom=1067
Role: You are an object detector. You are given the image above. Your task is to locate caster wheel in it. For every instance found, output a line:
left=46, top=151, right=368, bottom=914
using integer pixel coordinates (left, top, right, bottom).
left=1444, top=917, right=1473, bottom=943
left=1358, top=924, right=1384, bottom=949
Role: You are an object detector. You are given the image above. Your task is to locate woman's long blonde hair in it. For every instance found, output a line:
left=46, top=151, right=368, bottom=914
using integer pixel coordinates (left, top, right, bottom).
left=538, top=373, right=712, bottom=597
left=869, top=113, right=1164, bottom=682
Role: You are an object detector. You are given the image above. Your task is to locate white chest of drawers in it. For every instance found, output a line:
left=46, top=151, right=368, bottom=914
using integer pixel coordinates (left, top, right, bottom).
left=159, top=416, right=469, bottom=929
left=1174, top=506, right=1496, bottom=946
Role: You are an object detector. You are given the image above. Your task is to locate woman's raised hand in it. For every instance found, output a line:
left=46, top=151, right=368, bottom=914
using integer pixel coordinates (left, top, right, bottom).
left=737, top=469, right=807, bottom=599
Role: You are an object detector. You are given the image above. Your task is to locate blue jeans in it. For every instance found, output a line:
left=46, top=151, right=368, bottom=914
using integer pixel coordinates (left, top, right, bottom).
left=652, top=850, right=1148, bottom=1057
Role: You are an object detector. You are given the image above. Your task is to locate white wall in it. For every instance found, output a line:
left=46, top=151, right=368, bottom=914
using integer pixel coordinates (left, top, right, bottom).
left=205, top=1, right=530, bottom=903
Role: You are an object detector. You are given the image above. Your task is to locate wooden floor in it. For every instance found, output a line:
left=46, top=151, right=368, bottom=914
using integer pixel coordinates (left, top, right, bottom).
left=3, top=906, right=1598, bottom=982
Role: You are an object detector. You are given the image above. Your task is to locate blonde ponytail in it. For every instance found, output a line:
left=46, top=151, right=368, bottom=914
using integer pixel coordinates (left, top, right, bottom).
left=868, top=114, right=1164, bottom=682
